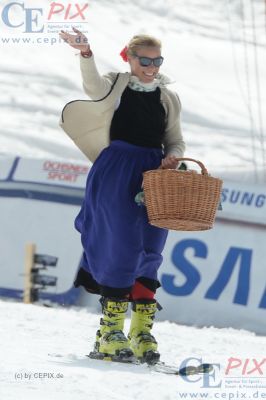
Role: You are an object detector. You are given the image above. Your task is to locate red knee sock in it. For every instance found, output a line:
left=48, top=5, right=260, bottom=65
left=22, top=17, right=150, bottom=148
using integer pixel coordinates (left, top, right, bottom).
left=130, top=281, right=155, bottom=301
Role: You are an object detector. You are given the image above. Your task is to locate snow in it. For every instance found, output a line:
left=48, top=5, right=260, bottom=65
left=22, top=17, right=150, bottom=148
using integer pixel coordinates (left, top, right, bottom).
left=1, top=298, right=266, bottom=400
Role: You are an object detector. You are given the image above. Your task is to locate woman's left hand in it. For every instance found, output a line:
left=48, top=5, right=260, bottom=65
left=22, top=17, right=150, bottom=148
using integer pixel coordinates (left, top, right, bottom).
left=161, top=155, right=180, bottom=169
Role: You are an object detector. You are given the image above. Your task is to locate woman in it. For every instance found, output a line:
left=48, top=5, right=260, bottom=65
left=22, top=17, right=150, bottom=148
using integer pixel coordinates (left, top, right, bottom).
left=59, top=28, right=185, bottom=365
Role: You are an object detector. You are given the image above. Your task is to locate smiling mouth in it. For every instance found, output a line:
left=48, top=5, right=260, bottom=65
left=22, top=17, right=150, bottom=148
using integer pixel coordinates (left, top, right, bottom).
left=143, top=72, right=155, bottom=77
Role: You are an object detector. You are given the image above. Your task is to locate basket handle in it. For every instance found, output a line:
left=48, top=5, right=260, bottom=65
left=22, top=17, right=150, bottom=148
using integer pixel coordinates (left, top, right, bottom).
left=161, top=157, right=209, bottom=176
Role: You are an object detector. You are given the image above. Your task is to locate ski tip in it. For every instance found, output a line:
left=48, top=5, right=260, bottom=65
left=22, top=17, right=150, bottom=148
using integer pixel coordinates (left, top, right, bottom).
left=178, top=366, right=198, bottom=376
left=198, top=363, right=214, bottom=373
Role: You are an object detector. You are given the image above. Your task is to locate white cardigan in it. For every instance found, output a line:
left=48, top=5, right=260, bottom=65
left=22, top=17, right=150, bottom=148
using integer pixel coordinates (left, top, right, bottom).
left=60, top=54, right=186, bottom=162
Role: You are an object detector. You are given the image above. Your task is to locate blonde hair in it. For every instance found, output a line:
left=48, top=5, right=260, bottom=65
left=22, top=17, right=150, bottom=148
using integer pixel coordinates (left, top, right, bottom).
left=127, top=35, right=162, bottom=56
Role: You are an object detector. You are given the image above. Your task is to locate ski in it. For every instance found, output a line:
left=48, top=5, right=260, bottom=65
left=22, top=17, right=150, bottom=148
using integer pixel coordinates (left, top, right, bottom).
left=149, top=362, right=213, bottom=376
left=86, top=352, right=213, bottom=376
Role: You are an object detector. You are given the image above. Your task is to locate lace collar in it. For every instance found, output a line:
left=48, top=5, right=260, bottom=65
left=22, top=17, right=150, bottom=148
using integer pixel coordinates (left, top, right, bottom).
left=128, top=74, right=173, bottom=92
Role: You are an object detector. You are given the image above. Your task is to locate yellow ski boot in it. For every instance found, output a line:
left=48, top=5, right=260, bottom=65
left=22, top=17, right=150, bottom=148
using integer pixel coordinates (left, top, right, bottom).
left=89, top=297, right=134, bottom=362
left=128, top=299, right=160, bottom=365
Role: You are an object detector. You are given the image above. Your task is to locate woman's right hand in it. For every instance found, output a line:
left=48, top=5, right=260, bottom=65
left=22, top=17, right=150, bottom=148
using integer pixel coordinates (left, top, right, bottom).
left=161, top=155, right=180, bottom=169
left=59, top=27, right=90, bottom=53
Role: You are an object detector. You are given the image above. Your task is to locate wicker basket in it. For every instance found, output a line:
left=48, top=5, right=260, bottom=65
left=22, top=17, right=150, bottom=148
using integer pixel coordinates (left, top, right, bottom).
left=142, top=158, right=223, bottom=231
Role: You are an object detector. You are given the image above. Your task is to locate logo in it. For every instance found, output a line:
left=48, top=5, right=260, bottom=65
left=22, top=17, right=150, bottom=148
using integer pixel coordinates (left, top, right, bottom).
left=1, top=1, right=89, bottom=33
left=162, top=239, right=266, bottom=309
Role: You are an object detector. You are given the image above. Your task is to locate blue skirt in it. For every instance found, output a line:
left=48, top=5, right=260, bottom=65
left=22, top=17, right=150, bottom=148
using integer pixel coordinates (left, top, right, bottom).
left=74, top=140, right=168, bottom=289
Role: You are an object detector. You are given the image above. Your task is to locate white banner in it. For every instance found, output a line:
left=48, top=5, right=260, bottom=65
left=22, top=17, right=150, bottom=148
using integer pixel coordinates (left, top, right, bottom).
left=157, top=221, right=266, bottom=335
left=156, top=179, right=266, bottom=335
left=218, top=181, right=266, bottom=225
left=13, top=158, right=89, bottom=188
left=0, top=155, right=88, bottom=304
left=1, top=155, right=265, bottom=334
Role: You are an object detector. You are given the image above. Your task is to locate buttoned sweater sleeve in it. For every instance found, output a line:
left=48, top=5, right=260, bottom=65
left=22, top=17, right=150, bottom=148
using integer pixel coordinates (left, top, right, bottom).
left=79, top=53, right=117, bottom=100
left=161, top=88, right=186, bottom=158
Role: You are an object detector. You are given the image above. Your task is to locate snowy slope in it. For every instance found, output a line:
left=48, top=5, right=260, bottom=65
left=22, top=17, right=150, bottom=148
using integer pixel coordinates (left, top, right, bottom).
left=1, top=299, right=266, bottom=400
left=1, top=2, right=266, bottom=397
left=0, top=0, right=266, bottom=181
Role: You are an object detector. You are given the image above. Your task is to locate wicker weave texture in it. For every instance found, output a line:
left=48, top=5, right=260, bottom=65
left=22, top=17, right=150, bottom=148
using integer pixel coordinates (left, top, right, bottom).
left=142, top=159, right=223, bottom=231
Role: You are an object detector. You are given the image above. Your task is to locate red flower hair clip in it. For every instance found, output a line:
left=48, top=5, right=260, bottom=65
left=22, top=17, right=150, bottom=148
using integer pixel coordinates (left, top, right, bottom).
left=120, top=46, right=128, bottom=62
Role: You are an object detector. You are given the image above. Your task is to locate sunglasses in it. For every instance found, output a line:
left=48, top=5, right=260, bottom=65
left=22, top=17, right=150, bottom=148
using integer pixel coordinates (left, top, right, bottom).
left=133, top=55, right=164, bottom=67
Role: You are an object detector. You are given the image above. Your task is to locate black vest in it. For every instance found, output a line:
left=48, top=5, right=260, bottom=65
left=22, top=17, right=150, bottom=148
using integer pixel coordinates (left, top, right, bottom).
left=110, top=86, right=166, bottom=148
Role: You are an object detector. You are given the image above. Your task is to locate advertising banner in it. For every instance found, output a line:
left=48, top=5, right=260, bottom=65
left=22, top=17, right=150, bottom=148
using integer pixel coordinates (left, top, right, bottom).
left=1, top=155, right=265, bottom=334
left=0, top=155, right=89, bottom=304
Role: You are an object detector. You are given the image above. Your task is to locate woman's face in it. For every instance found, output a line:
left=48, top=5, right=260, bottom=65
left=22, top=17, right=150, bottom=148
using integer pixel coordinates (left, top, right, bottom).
left=128, top=46, right=162, bottom=83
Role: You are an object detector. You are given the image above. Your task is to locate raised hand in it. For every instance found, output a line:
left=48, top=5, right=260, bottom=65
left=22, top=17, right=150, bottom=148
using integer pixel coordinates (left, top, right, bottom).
left=59, top=27, right=89, bottom=53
